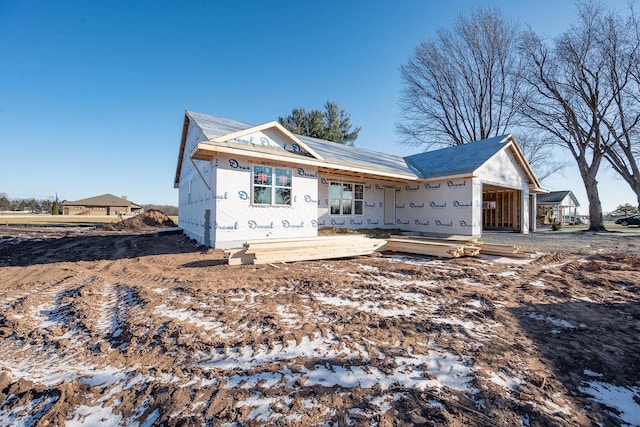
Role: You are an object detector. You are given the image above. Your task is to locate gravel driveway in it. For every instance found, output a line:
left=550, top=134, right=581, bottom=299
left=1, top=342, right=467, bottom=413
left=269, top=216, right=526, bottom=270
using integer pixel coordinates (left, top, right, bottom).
left=479, top=227, right=640, bottom=255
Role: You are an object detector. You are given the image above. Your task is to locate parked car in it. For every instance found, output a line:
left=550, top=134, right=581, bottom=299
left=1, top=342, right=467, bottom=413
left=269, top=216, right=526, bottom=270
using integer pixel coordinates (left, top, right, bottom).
left=614, top=214, right=640, bottom=226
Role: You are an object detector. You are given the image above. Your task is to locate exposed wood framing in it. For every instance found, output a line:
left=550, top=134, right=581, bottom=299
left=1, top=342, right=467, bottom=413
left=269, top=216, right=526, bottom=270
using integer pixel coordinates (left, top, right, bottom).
left=190, top=158, right=212, bottom=192
left=482, top=185, right=521, bottom=231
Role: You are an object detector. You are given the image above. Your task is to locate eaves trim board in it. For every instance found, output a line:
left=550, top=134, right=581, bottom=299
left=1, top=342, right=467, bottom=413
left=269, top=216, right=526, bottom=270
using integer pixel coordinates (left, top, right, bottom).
left=189, top=142, right=420, bottom=182
left=209, top=121, right=324, bottom=160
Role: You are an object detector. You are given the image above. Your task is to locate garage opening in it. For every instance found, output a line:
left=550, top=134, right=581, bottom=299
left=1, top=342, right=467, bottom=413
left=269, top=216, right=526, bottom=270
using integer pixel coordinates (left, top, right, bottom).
left=482, top=184, right=521, bottom=232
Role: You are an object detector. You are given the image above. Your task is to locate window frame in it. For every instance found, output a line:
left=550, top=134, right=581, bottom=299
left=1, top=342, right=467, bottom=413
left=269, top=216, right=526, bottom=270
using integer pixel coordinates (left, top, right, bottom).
left=329, top=181, right=364, bottom=216
left=251, top=165, right=292, bottom=207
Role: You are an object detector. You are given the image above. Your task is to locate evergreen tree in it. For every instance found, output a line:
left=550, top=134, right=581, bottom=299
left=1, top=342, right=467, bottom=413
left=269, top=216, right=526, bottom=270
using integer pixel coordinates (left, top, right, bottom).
left=610, top=203, right=639, bottom=217
left=279, top=101, right=361, bottom=145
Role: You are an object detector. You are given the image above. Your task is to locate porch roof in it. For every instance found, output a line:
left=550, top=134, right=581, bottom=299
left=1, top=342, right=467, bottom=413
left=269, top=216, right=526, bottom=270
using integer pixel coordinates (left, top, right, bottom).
left=537, top=190, right=580, bottom=206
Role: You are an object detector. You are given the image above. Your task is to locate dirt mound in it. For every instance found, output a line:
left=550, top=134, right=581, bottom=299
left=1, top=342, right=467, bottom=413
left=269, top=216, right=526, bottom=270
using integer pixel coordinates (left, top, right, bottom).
left=100, top=209, right=176, bottom=231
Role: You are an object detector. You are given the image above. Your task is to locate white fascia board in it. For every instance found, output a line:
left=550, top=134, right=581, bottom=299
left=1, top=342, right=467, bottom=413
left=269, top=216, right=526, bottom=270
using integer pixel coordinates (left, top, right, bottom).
left=503, top=137, right=544, bottom=190
left=190, top=142, right=419, bottom=182
left=529, top=185, right=549, bottom=194
left=209, top=121, right=324, bottom=160
left=422, top=173, right=476, bottom=183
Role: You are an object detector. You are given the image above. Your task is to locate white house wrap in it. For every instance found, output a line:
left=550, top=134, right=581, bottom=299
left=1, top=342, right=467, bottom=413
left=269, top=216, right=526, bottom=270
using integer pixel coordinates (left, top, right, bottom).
left=174, top=111, right=546, bottom=249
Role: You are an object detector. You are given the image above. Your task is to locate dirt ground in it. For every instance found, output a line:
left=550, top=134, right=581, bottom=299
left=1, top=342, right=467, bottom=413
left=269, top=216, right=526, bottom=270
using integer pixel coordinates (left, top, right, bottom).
left=0, top=219, right=639, bottom=426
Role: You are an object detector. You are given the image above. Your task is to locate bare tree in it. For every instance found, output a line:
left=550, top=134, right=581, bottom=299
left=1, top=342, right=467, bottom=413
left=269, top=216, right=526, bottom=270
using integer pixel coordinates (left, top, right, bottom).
left=517, top=133, right=571, bottom=183
left=397, top=6, right=565, bottom=181
left=398, top=7, right=523, bottom=147
left=519, top=2, right=619, bottom=231
left=598, top=7, right=640, bottom=210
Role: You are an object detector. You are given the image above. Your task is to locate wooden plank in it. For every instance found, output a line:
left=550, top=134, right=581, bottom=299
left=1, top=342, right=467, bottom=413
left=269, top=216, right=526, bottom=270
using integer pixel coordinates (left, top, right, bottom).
left=244, top=235, right=366, bottom=249
left=233, top=236, right=387, bottom=265
left=478, top=242, right=520, bottom=255
left=246, top=234, right=367, bottom=245
left=246, top=239, right=384, bottom=254
left=387, top=237, right=465, bottom=248
left=463, top=246, right=481, bottom=256
left=249, top=240, right=385, bottom=256
left=253, top=247, right=381, bottom=264
left=387, top=234, right=536, bottom=259
left=244, top=235, right=368, bottom=251
left=225, top=248, right=255, bottom=266
left=390, top=235, right=480, bottom=244
left=385, top=238, right=461, bottom=258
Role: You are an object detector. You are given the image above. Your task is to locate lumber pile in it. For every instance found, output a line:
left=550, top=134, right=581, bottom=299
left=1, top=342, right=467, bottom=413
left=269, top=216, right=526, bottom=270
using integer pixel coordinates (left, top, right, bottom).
left=385, top=235, right=536, bottom=259
left=225, top=235, right=387, bottom=265
left=476, top=242, right=537, bottom=258
left=386, top=236, right=481, bottom=258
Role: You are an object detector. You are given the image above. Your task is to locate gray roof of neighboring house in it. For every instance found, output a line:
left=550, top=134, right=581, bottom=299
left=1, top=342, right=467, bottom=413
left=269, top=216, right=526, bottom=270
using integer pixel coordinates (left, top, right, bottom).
left=404, top=135, right=510, bottom=179
left=537, top=190, right=579, bottom=206
left=63, top=193, right=142, bottom=208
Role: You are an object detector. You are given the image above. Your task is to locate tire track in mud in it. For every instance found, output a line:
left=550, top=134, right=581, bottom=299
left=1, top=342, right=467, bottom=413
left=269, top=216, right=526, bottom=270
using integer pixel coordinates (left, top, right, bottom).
left=93, top=282, right=146, bottom=346
left=0, top=272, right=92, bottom=334
left=0, top=274, right=108, bottom=386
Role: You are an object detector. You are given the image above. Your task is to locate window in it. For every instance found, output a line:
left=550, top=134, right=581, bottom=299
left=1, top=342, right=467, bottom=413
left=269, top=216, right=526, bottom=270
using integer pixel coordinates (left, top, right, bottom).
left=330, top=182, right=364, bottom=215
left=252, top=166, right=292, bottom=206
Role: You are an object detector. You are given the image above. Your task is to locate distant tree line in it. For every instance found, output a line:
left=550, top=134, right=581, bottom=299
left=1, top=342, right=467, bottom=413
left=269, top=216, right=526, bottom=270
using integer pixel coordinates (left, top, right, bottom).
left=0, top=194, right=178, bottom=216
left=0, top=193, right=55, bottom=213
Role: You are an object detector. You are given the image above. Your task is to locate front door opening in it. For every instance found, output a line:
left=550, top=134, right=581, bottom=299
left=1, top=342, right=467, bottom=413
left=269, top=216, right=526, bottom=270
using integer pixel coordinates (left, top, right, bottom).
left=384, top=187, right=396, bottom=225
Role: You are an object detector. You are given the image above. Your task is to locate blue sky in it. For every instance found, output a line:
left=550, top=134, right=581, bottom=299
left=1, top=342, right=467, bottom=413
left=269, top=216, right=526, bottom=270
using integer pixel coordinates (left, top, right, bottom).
left=0, top=0, right=635, bottom=212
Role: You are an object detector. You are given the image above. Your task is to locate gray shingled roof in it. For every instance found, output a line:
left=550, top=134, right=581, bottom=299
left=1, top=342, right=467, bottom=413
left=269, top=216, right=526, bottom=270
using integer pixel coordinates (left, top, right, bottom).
left=63, top=193, right=141, bottom=208
left=537, top=190, right=577, bottom=205
left=296, top=134, right=417, bottom=176
left=187, top=111, right=253, bottom=139
left=183, top=112, right=537, bottom=186
left=404, top=135, right=510, bottom=179
left=186, top=111, right=417, bottom=177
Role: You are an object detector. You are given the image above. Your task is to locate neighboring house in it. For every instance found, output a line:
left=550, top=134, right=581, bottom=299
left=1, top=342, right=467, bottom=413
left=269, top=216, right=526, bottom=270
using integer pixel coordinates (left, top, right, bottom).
left=174, top=111, right=546, bottom=249
left=536, top=190, right=580, bottom=225
left=62, top=194, right=143, bottom=216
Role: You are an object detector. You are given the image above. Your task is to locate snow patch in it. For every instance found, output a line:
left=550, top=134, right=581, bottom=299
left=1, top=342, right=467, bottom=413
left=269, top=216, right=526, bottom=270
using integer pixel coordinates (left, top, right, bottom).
left=313, top=292, right=414, bottom=317
left=66, top=404, right=123, bottom=426
left=154, top=304, right=234, bottom=339
left=487, top=371, right=522, bottom=390
left=301, top=351, right=474, bottom=392
left=579, top=381, right=640, bottom=426
left=526, top=312, right=576, bottom=329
